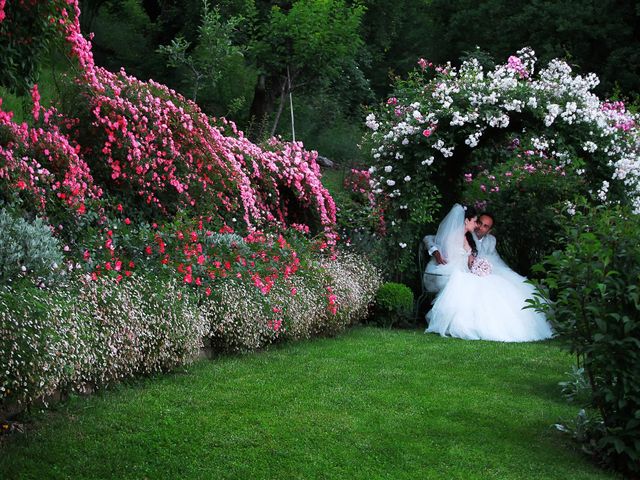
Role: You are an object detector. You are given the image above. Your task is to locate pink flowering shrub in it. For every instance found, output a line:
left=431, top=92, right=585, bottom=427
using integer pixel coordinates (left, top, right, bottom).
left=0, top=0, right=379, bottom=417
left=3, top=0, right=336, bottom=242
left=52, top=66, right=336, bottom=241
left=0, top=98, right=100, bottom=220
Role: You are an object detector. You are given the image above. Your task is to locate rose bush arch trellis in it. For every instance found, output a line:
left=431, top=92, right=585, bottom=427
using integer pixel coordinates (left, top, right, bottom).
left=362, top=47, right=640, bottom=277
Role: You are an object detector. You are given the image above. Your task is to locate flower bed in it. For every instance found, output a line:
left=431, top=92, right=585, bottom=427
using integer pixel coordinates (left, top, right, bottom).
left=0, top=0, right=382, bottom=420
left=0, top=251, right=381, bottom=414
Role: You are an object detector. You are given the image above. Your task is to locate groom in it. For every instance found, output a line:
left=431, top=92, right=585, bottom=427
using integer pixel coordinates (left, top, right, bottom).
left=423, top=212, right=502, bottom=292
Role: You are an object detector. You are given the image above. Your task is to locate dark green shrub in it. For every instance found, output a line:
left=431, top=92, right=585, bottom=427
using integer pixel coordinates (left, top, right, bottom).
left=530, top=203, right=640, bottom=476
left=462, top=148, right=585, bottom=276
left=374, top=282, right=414, bottom=328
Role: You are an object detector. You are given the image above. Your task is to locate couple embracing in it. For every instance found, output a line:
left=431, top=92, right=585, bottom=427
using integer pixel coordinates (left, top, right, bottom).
left=423, top=204, right=553, bottom=342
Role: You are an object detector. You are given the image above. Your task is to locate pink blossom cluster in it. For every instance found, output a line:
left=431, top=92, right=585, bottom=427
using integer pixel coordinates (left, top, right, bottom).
left=326, top=285, right=338, bottom=315
left=601, top=102, right=637, bottom=132
left=417, top=58, right=433, bottom=71
left=2, top=0, right=337, bottom=243
left=345, top=169, right=374, bottom=201
left=469, top=156, right=569, bottom=197
left=0, top=98, right=100, bottom=215
left=83, top=209, right=305, bottom=301
left=506, top=55, right=529, bottom=79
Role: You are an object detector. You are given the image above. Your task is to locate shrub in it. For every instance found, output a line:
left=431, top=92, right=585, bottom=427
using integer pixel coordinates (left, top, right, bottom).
left=0, top=209, right=64, bottom=286
left=0, top=93, right=100, bottom=222
left=319, top=250, right=383, bottom=333
left=0, top=274, right=205, bottom=409
left=362, top=48, right=640, bottom=279
left=530, top=203, right=640, bottom=476
left=373, top=282, right=414, bottom=328
left=200, top=250, right=382, bottom=353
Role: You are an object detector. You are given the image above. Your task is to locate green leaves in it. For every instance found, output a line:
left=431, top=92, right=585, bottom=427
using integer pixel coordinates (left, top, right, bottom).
left=532, top=204, right=640, bottom=476
left=157, top=0, right=246, bottom=102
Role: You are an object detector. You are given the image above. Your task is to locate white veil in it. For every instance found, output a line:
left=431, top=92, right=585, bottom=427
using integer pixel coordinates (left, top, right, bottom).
left=433, top=203, right=465, bottom=262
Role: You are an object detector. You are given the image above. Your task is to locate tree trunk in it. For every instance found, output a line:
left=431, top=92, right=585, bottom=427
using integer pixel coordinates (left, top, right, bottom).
left=248, top=74, right=271, bottom=140
left=270, top=77, right=288, bottom=138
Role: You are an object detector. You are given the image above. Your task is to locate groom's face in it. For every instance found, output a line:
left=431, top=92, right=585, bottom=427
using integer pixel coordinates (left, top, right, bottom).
left=475, top=215, right=493, bottom=239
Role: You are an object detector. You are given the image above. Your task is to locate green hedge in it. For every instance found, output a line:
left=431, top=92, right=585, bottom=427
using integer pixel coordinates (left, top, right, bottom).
left=531, top=203, right=640, bottom=476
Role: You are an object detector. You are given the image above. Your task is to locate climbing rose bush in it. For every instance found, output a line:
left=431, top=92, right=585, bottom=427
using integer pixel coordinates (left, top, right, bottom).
left=2, top=0, right=337, bottom=244
left=363, top=48, right=640, bottom=274
left=0, top=95, right=100, bottom=219
left=59, top=66, right=336, bottom=240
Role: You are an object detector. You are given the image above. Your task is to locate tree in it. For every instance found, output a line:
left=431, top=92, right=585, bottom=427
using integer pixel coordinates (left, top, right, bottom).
left=0, top=1, right=73, bottom=94
left=416, top=0, right=640, bottom=98
left=157, top=0, right=246, bottom=102
left=246, top=0, right=366, bottom=138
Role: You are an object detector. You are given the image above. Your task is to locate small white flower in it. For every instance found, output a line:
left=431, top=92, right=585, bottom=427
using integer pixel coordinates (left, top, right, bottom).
left=384, top=165, right=393, bottom=173
left=386, top=179, right=396, bottom=186
left=404, top=175, right=411, bottom=182
left=399, top=242, right=407, bottom=249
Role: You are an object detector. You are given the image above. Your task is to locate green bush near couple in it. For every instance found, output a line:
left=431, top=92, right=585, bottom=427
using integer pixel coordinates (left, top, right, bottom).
left=531, top=203, right=640, bottom=477
left=373, top=281, right=414, bottom=328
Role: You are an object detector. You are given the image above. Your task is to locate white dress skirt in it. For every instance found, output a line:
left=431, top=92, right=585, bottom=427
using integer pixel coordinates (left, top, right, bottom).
left=425, top=249, right=553, bottom=342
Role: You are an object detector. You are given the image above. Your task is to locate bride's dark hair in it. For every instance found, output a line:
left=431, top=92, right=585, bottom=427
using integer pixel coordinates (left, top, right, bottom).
left=464, top=205, right=478, bottom=256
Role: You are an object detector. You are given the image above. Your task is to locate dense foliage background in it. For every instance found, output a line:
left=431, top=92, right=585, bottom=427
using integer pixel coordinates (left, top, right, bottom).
left=3, top=0, right=639, bottom=162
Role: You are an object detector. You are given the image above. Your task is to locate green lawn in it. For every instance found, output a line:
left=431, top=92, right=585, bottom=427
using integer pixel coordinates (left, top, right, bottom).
left=1, top=327, right=619, bottom=480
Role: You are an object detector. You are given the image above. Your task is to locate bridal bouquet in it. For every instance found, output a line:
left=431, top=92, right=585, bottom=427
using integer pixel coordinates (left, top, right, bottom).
left=471, top=257, right=492, bottom=277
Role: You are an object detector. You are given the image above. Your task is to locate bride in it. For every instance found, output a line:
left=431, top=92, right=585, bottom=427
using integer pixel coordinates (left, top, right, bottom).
left=425, top=204, right=553, bottom=342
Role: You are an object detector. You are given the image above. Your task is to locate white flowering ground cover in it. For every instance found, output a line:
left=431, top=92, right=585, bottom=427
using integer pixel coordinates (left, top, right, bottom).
left=0, top=328, right=618, bottom=480
left=0, top=252, right=381, bottom=413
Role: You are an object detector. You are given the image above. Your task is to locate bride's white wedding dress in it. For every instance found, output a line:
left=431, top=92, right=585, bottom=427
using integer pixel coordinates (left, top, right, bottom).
left=425, top=205, right=553, bottom=342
